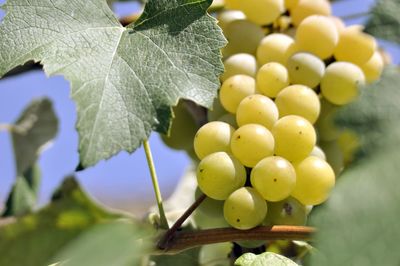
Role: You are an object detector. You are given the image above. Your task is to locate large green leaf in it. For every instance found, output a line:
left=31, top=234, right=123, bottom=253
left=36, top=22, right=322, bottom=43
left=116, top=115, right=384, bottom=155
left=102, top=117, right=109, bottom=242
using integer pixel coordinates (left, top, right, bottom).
left=12, top=98, right=58, bottom=176
left=309, top=68, right=400, bottom=266
left=0, top=0, right=225, bottom=167
left=0, top=177, right=129, bottom=266
left=365, top=0, right=400, bottom=44
left=235, top=252, right=298, bottom=266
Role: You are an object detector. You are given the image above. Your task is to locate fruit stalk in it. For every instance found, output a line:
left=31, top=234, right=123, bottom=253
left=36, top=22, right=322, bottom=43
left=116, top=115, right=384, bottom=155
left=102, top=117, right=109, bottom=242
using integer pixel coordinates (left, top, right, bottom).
left=143, top=139, right=169, bottom=230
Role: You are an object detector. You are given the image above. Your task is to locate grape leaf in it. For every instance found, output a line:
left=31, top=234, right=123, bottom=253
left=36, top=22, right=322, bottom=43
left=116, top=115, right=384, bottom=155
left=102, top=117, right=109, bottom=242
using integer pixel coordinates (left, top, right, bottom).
left=0, top=0, right=225, bottom=167
left=235, top=252, right=298, bottom=266
left=365, top=0, right=400, bottom=44
left=53, top=221, right=154, bottom=266
left=0, top=177, right=133, bottom=266
left=2, top=176, right=37, bottom=217
left=151, top=247, right=201, bottom=266
left=309, top=68, right=400, bottom=266
left=12, top=98, right=58, bottom=176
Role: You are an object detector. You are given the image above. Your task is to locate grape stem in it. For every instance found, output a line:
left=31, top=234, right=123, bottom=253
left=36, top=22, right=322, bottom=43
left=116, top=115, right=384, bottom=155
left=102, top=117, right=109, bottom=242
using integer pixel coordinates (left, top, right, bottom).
left=143, top=139, right=169, bottom=230
left=156, top=225, right=315, bottom=254
left=158, top=193, right=207, bottom=249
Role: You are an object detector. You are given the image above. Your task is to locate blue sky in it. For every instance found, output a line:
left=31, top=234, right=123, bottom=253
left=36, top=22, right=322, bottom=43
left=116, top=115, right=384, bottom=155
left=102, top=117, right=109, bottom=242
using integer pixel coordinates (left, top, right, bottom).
left=0, top=0, right=399, bottom=215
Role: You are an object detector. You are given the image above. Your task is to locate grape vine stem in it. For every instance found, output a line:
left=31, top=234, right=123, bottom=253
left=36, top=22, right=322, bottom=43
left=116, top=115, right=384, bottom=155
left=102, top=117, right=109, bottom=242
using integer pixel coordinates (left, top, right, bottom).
left=143, top=139, right=169, bottom=230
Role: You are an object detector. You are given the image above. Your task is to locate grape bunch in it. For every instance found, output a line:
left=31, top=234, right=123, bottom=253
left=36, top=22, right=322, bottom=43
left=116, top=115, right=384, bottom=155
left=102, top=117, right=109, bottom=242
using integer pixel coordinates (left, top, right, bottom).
left=192, top=0, right=384, bottom=230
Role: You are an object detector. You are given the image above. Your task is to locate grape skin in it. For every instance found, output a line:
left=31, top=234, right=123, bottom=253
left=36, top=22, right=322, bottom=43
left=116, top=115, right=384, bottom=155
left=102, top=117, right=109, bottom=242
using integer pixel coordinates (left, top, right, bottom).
left=221, top=53, right=257, bottom=82
left=220, top=75, right=256, bottom=114
left=197, top=152, right=246, bottom=200
left=264, top=197, right=307, bottom=226
left=194, top=121, right=235, bottom=159
left=291, top=0, right=331, bottom=26
left=287, top=52, right=325, bottom=89
left=291, top=156, right=336, bottom=205
left=275, top=84, right=321, bottom=124
left=257, top=34, right=297, bottom=66
left=223, top=187, right=268, bottom=230
left=236, top=94, right=279, bottom=130
left=251, top=156, right=296, bottom=202
left=272, top=115, right=316, bottom=162
left=256, top=62, right=290, bottom=98
left=231, top=124, right=275, bottom=167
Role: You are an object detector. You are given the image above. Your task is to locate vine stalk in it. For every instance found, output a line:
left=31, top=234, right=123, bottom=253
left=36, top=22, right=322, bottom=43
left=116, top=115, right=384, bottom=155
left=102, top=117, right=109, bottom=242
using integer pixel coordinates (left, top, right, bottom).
left=143, top=139, right=169, bottom=230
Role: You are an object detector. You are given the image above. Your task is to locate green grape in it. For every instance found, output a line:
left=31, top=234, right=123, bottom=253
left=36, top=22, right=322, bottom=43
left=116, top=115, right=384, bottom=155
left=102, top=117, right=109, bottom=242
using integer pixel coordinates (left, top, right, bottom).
left=337, top=130, right=360, bottom=165
left=221, top=53, right=257, bottom=82
left=233, top=0, right=285, bottom=26
left=195, top=187, right=225, bottom=217
left=360, top=51, right=384, bottom=83
left=223, top=187, right=267, bottom=230
left=275, top=85, right=320, bottom=124
left=291, top=0, right=331, bottom=27
left=291, top=156, right=335, bottom=205
left=287, top=52, right=325, bottom=89
left=310, top=146, right=326, bottom=161
left=220, top=75, right=256, bottom=114
left=285, top=0, right=299, bottom=10
left=315, top=98, right=342, bottom=141
left=194, top=209, right=229, bottom=229
left=264, top=197, right=307, bottom=226
left=295, top=15, right=338, bottom=60
left=224, top=0, right=241, bottom=9
left=218, top=113, right=238, bottom=128
left=161, top=102, right=198, bottom=150
left=272, top=115, right=316, bottom=162
left=208, top=98, right=227, bottom=122
left=257, top=34, right=297, bottom=65
left=231, top=124, right=275, bottom=167
left=319, top=140, right=343, bottom=176
left=256, top=62, right=290, bottom=98
left=321, top=62, right=365, bottom=105
left=328, top=16, right=345, bottom=32
left=194, top=121, right=235, bottom=159
left=217, top=10, right=246, bottom=32
left=236, top=94, right=279, bottom=130
left=223, top=20, right=265, bottom=57
left=251, top=156, right=296, bottom=202
left=334, top=26, right=377, bottom=65
left=197, top=152, right=246, bottom=200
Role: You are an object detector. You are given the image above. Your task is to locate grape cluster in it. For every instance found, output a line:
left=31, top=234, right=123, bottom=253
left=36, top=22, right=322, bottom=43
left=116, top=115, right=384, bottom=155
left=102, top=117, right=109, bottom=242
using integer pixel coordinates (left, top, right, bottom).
left=193, top=0, right=384, bottom=230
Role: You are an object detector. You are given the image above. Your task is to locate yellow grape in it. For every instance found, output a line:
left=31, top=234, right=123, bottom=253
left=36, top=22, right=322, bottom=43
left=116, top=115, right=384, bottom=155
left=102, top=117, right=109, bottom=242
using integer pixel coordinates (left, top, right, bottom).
left=256, top=62, right=290, bottom=98
left=334, top=26, right=377, bottom=65
left=161, top=102, right=198, bottom=150
left=291, top=0, right=331, bottom=26
left=251, top=156, right=296, bottom=202
left=291, top=156, right=335, bottom=205
left=315, top=98, right=342, bottom=141
left=236, top=94, right=279, bottom=130
left=223, top=187, right=267, bottom=230
left=223, top=20, right=265, bottom=57
left=295, top=15, right=338, bottom=60
left=194, top=121, right=235, bottom=159
left=272, top=115, right=316, bottom=162
left=287, top=52, right=325, bottom=89
left=257, top=34, right=297, bottom=65
left=321, top=62, right=365, bottom=105
left=275, top=85, right=320, bottom=124
left=220, top=75, right=256, bottom=113
left=360, top=51, right=384, bottom=83
left=236, top=0, right=285, bottom=26
left=319, top=140, right=344, bottom=176
left=224, top=0, right=241, bottom=9
left=310, top=146, right=326, bottom=161
left=231, top=124, right=275, bottom=167
left=221, top=53, right=257, bottom=82
left=194, top=209, right=229, bottom=229
left=195, top=187, right=224, bottom=217
left=328, top=16, right=345, bottom=32
left=197, top=152, right=246, bottom=200
left=217, top=10, right=246, bottom=32
left=285, top=0, right=299, bottom=10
